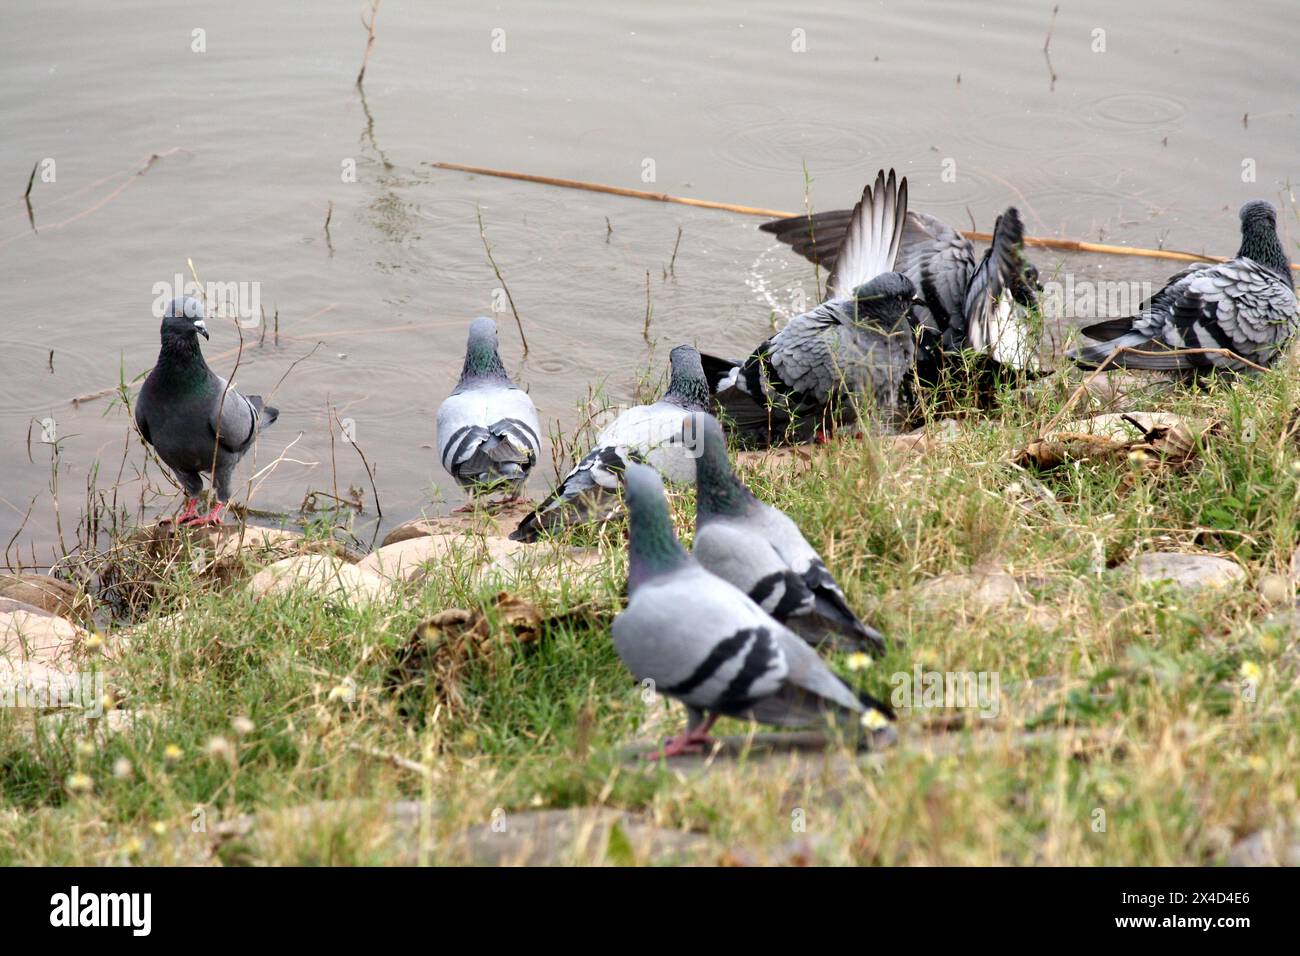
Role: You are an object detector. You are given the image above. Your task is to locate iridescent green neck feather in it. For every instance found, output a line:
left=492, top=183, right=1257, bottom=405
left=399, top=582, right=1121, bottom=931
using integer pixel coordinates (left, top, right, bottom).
left=625, top=466, right=690, bottom=591
left=157, top=329, right=211, bottom=395
left=695, top=416, right=756, bottom=522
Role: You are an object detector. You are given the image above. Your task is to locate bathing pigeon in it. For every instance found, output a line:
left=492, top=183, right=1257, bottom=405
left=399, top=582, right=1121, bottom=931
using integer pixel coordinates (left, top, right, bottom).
left=436, top=316, right=541, bottom=498
left=134, top=296, right=279, bottom=526
left=759, top=177, right=1043, bottom=394
left=510, top=345, right=709, bottom=541
left=689, top=413, right=887, bottom=654
left=613, top=464, right=893, bottom=759
left=701, top=170, right=918, bottom=444
left=1068, top=201, right=1297, bottom=378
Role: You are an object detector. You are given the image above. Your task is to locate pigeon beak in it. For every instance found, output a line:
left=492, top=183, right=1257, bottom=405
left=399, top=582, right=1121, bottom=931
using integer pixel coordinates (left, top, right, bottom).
left=911, top=295, right=924, bottom=305
left=193, top=320, right=209, bottom=340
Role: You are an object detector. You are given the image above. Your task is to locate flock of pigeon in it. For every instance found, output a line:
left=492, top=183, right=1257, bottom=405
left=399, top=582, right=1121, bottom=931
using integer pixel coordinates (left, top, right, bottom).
left=133, top=168, right=1297, bottom=757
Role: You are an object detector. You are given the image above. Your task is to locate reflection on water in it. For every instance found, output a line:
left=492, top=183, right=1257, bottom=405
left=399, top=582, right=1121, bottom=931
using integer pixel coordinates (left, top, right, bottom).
left=1, top=0, right=1297, bottom=562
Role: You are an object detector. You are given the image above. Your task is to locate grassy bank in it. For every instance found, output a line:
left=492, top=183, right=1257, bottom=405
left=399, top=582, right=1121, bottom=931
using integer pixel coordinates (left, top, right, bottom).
left=3, top=356, right=1299, bottom=866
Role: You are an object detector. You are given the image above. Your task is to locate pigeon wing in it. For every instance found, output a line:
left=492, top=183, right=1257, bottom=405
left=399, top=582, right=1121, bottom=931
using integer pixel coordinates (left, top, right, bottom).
left=895, top=211, right=978, bottom=346
left=759, top=209, right=854, bottom=270
left=825, top=170, right=908, bottom=301
left=750, top=505, right=886, bottom=653
left=961, top=208, right=1040, bottom=367
left=612, top=567, right=790, bottom=714
left=208, top=378, right=260, bottom=455
left=694, top=520, right=817, bottom=621
left=765, top=302, right=856, bottom=404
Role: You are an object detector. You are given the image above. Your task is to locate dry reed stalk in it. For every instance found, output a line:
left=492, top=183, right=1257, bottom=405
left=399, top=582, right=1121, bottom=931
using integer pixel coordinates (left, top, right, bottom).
left=432, top=161, right=1300, bottom=271
left=476, top=206, right=528, bottom=354
left=356, top=0, right=382, bottom=88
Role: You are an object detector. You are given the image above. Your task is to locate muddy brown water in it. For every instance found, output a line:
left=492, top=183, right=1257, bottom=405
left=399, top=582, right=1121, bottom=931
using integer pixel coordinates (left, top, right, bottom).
left=2, top=0, right=1297, bottom=564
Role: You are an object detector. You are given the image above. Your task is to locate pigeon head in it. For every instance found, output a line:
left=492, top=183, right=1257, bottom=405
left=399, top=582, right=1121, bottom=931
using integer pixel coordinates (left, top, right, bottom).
left=687, top=412, right=756, bottom=522
left=849, top=272, right=917, bottom=330
left=458, top=316, right=508, bottom=383
left=1237, top=201, right=1291, bottom=278
left=623, top=463, right=690, bottom=591
left=664, top=345, right=710, bottom=412
left=1240, top=200, right=1277, bottom=225
left=161, top=296, right=209, bottom=341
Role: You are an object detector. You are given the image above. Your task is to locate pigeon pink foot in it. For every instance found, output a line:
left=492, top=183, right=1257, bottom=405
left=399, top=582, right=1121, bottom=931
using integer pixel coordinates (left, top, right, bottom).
left=181, top=501, right=226, bottom=527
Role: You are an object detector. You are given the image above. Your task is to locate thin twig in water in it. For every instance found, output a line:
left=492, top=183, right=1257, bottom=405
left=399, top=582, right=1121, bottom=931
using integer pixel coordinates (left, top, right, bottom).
left=266, top=341, right=326, bottom=404
left=328, top=399, right=340, bottom=514
left=665, top=227, right=686, bottom=278
left=356, top=0, right=382, bottom=88
left=800, top=160, right=823, bottom=302
left=1, top=148, right=187, bottom=250
left=332, top=408, right=383, bottom=517
left=476, top=206, right=528, bottom=354
left=643, top=270, right=653, bottom=342
left=604, top=216, right=613, bottom=243
left=324, top=200, right=335, bottom=256
left=1042, top=5, right=1059, bottom=91
left=4, top=494, right=39, bottom=572
left=23, top=161, right=37, bottom=232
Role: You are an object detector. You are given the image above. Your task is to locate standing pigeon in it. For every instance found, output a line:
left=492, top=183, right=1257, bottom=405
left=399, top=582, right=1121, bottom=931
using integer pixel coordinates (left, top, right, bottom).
left=510, top=345, right=709, bottom=541
left=612, top=463, right=893, bottom=759
left=689, top=413, right=887, bottom=654
left=436, top=316, right=541, bottom=500
left=1067, top=201, right=1297, bottom=378
left=134, top=296, right=279, bottom=526
left=701, top=170, right=918, bottom=445
left=758, top=175, right=1043, bottom=397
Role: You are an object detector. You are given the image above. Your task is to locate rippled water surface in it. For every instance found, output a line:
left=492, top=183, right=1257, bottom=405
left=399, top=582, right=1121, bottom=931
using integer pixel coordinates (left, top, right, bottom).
left=2, top=0, right=1297, bottom=560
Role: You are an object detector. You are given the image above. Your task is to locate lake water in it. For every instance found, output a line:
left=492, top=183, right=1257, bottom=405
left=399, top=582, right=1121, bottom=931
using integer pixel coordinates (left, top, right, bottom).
left=2, top=0, right=1297, bottom=563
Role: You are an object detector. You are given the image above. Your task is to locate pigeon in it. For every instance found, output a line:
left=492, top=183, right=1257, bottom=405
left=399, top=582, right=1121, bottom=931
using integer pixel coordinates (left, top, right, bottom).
left=689, top=413, right=887, bottom=654
left=612, top=463, right=893, bottom=759
left=700, top=169, right=918, bottom=445
left=436, top=316, right=541, bottom=499
left=758, top=174, right=1043, bottom=399
left=510, top=345, right=709, bottom=541
left=1068, top=201, right=1297, bottom=378
left=134, top=296, right=279, bottom=526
